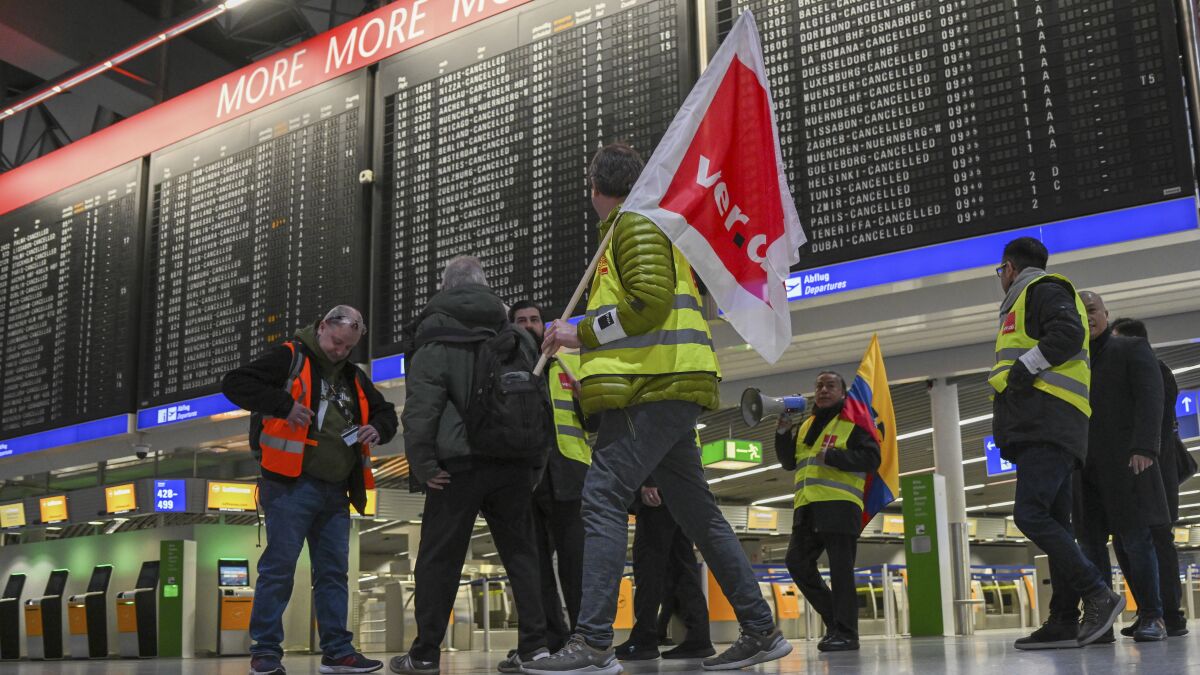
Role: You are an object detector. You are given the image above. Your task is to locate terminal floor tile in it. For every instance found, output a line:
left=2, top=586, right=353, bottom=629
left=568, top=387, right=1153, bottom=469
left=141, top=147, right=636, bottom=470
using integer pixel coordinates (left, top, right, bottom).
left=3, top=629, right=1198, bottom=673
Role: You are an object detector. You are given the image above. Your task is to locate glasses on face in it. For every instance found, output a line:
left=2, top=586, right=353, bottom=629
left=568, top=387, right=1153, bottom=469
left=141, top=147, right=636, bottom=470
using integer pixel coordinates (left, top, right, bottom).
left=995, top=262, right=1008, bottom=278
left=327, top=316, right=367, bottom=336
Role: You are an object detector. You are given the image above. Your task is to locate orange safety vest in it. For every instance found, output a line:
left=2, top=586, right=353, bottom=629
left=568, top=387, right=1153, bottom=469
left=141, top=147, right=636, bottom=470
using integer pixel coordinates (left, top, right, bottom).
left=259, top=342, right=376, bottom=489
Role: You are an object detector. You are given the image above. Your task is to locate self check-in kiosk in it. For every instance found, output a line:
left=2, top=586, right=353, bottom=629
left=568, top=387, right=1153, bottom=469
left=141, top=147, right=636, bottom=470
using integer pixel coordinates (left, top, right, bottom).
left=67, top=564, right=113, bottom=658
left=0, top=573, right=26, bottom=660
left=217, top=558, right=253, bottom=655
left=116, top=561, right=160, bottom=658
left=25, top=569, right=68, bottom=660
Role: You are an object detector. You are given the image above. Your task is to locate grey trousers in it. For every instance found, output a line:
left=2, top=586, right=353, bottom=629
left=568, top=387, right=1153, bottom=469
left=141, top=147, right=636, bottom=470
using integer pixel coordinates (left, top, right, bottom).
left=575, top=400, right=775, bottom=646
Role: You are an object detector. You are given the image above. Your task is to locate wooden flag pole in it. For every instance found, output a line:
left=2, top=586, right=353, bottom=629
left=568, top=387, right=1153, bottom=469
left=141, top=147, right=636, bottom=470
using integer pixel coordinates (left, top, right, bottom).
left=533, top=225, right=617, bottom=376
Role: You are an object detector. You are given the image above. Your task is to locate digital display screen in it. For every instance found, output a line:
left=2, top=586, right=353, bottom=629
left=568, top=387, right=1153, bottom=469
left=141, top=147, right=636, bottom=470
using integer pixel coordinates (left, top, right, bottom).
left=0, top=502, right=25, bottom=528
left=206, top=481, right=257, bottom=512
left=104, top=483, right=137, bottom=514
left=153, top=479, right=187, bottom=513
left=217, top=559, right=250, bottom=587
left=38, top=495, right=68, bottom=524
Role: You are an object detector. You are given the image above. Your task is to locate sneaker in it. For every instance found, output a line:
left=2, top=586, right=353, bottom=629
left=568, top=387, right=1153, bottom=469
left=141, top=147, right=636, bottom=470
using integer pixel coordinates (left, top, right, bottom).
left=497, top=648, right=549, bottom=673
left=1092, top=628, right=1115, bottom=644
left=321, top=653, right=383, bottom=673
left=661, top=641, right=717, bottom=659
left=250, top=655, right=286, bottom=675
left=1119, top=618, right=1140, bottom=638
left=613, top=639, right=659, bottom=661
left=816, top=632, right=859, bottom=652
left=1078, top=588, right=1125, bottom=647
left=388, top=654, right=439, bottom=675
left=1166, top=617, right=1188, bottom=637
left=1014, top=619, right=1079, bottom=650
left=701, top=628, right=792, bottom=671
left=1133, top=617, right=1168, bottom=643
left=520, top=635, right=620, bottom=675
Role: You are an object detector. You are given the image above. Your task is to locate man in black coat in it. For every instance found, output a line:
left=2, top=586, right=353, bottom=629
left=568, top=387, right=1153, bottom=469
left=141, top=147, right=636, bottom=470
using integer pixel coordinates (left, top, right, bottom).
left=1072, top=296, right=1168, bottom=642
left=1109, top=318, right=1188, bottom=637
left=991, top=238, right=1123, bottom=650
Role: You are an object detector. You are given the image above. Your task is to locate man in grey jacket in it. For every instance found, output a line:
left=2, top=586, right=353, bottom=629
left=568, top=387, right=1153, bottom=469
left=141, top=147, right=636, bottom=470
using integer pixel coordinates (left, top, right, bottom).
left=390, top=257, right=548, bottom=675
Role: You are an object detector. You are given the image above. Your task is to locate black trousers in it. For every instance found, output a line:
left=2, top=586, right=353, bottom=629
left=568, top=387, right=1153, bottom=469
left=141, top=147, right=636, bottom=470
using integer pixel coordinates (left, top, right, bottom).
left=533, top=495, right=585, bottom=653
left=411, top=464, right=546, bottom=662
left=785, top=506, right=860, bottom=639
left=629, top=504, right=710, bottom=647
left=1113, top=523, right=1185, bottom=625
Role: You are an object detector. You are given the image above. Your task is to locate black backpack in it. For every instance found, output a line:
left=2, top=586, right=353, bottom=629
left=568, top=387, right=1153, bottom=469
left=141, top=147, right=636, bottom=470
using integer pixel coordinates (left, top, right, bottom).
left=414, top=323, right=553, bottom=460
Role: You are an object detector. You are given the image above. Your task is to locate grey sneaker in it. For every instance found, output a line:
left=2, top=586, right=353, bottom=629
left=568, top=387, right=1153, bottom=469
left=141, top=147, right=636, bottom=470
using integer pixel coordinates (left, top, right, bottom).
left=702, top=629, right=792, bottom=671
left=497, top=647, right=549, bottom=673
left=520, top=635, right=620, bottom=675
left=388, top=654, right=439, bottom=675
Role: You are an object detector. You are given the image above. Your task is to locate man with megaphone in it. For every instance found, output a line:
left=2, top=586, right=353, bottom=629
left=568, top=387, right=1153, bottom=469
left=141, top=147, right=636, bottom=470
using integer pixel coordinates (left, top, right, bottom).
left=774, top=371, right=881, bottom=652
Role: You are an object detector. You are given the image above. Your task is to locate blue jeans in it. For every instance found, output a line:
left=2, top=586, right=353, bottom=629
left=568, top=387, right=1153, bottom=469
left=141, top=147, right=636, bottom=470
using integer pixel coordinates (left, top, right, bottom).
left=251, top=475, right=354, bottom=659
left=1012, top=447, right=1107, bottom=621
left=576, top=401, right=775, bottom=647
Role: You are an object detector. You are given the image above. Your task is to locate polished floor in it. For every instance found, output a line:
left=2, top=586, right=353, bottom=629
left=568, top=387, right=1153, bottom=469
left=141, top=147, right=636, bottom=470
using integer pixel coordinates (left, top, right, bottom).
left=4, top=630, right=1198, bottom=674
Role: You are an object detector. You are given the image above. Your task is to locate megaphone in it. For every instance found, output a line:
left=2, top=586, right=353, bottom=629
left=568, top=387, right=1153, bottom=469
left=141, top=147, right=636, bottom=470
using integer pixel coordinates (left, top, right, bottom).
left=740, top=388, right=807, bottom=427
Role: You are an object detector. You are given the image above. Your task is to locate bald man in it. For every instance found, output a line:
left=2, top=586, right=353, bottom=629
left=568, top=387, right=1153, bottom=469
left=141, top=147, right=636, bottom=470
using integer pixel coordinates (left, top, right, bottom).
left=1073, top=291, right=1169, bottom=642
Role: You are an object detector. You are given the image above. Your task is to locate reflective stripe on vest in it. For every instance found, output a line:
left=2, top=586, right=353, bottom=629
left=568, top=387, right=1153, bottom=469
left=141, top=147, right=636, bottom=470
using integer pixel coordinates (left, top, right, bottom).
left=988, top=273, right=1092, bottom=416
left=578, top=217, right=721, bottom=380
left=259, top=342, right=377, bottom=489
left=793, top=415, right=866, bottom=510
left=548, top=355, right=591, bottom=465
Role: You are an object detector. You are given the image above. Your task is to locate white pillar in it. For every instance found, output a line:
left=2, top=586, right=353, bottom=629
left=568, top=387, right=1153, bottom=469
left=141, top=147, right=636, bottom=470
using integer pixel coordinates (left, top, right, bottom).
left=930, top=379, right=966, bottom=522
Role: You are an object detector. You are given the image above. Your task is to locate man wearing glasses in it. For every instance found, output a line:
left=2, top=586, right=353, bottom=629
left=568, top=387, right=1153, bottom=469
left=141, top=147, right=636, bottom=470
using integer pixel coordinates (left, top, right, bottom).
left=223, top=305, right=398, bottom=675
left=989, top=238, right=1124, bottom=650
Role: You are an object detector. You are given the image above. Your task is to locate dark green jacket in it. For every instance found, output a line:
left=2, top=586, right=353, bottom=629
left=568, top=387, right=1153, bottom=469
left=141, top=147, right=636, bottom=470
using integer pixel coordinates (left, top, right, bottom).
left=577, top=207, right=720, bottom=416
left=402, top=284, right=542, bottom=485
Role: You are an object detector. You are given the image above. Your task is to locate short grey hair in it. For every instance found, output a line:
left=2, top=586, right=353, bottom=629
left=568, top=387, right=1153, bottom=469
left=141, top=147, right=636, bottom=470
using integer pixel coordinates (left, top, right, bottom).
left=322, top=305, right=366, bottom=335
left=441, top=255, right=488, bottom=289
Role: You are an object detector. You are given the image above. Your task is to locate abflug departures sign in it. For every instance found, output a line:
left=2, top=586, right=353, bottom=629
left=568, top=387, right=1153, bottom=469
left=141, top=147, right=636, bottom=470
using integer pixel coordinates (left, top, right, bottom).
left=372, top=0, right=695, bottom=356
left=720, top=0, right=1194, bottom=268
left=0, top=161, right=143, bottom=439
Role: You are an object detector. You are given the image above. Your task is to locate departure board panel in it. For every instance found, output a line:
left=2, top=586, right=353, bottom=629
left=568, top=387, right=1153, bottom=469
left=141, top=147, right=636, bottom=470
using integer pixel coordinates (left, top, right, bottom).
left=141, top=73, right=369, bottom=407
left=0, top=161, right=142, bottom=438
left=373, top=0, right=693, bottom=356
left=717, top=0, right=1195, bottom=267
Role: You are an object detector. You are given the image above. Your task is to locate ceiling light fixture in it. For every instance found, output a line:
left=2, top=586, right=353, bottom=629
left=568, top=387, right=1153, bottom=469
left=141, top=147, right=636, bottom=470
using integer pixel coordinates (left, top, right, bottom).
left=751, top=494, right=793, bottom=506
left=708, top=464, right=781, bottom=485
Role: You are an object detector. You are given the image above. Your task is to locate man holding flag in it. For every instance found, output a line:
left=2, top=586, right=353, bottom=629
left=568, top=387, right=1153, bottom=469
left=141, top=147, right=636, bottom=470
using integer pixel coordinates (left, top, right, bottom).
left=529, top=10, right=802, bottom=674
left=773, top=336, right=896, bottom=652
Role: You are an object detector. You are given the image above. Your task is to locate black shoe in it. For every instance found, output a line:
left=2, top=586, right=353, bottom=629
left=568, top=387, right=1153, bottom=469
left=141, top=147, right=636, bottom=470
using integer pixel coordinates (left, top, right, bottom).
left=1014, top=619, right=1079, bottom=650
left=659, top=637, right=676, bottom=647
left=250, top=655, right=287, bottom=675
left=1092, top=628, right=1115, bottom=644
left=613, top=639, right=659, bottom=661
left=1166, top=618, right=1188, bottom=637
left=701, top=628, right=792, bottom=670
left=1120, top=618, right=1140, bottom=638
left=321, top=653, right=383, bottom=674
left=1133, top=617, right=1168, bottom=643
left=497, top=648, right=549, bottom=673
left=816, top=633, right=859, bottom=652
left=1078, top=588, right=1125, bottom=646
left=661, top=641, right=717, bottom=659
left=388, top=654, right=439, bottom=675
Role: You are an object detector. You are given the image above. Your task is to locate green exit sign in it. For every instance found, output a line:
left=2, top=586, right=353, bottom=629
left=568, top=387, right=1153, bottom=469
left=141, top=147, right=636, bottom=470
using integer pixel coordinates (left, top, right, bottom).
left=701, top=439, right=763, bottom=470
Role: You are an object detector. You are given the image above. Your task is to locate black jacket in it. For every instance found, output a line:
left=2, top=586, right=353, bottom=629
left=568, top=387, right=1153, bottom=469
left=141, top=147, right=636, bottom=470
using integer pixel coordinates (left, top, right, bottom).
left=774, top=400, right=882, bottom=535
left=537, top=447, right=590, bottom=503
left=1080, top=330, right=1169, bottom=530
left=221, top=334, right=398, bottom=511
left=991, top=278, right=1090, bottom=463
left=1157, top=360, right=1182, bottom=520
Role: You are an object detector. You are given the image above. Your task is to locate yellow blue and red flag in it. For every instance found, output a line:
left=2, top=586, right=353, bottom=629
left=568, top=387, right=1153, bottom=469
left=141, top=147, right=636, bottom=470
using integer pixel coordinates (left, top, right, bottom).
left=841, top=335, right=899, bottom=530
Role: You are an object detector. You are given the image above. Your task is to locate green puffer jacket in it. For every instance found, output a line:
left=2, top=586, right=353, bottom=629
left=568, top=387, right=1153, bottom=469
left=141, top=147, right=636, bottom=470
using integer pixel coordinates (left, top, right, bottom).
left=576, top=207, right=720, bottom=417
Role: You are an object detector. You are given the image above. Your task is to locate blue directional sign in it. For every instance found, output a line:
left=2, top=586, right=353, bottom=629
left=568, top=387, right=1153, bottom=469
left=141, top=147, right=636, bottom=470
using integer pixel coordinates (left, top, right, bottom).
left=1177, top=390, right=1200, bottom=441
left=136, top=393, right=239, bottom=431
left=787, top=197, right=1197, bottom=301
left=984, top=436, right=1017, bottom=478
left=0, top=415, right=131, bottom=460
left=371, top=354, right=406, bottom=382
left=153, top=480, right=187, bottom=513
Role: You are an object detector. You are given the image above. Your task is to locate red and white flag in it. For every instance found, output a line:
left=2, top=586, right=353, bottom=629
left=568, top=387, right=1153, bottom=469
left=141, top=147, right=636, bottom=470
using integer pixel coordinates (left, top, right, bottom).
left=620, top=10, right=804, bottom=363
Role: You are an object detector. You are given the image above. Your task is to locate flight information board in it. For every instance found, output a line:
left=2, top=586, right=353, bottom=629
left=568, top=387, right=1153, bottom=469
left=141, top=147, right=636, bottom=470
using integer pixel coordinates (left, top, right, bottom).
left=141, top=72, right=370, bottom=407
left=373, top=0, right=693, bottom=356
left=0, top=161, right=142, bottom=438
left=716, top=0, right=1195, bottom=267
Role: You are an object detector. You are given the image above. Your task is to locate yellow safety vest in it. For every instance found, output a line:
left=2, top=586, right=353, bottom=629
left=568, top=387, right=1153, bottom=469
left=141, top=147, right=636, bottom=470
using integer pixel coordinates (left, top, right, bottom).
left=578, top=218, right=720, bottom=380
left=793, top=415, right=865, bottom=510
left=547, top=354, right=591, bottom=465
left=988, top=273, right=1091, bottom=416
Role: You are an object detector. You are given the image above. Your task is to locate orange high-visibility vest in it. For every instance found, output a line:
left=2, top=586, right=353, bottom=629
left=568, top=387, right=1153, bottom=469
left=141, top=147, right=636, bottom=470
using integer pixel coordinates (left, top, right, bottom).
left=259, top=342, right=376, bottom=488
